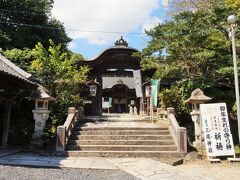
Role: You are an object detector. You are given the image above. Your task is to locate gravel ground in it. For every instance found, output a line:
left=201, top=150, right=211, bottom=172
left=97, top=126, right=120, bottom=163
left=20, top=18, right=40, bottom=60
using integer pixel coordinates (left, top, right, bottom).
left=177, top=160, right=240, bottom=180
left=0, top=165, right=140, bottom=180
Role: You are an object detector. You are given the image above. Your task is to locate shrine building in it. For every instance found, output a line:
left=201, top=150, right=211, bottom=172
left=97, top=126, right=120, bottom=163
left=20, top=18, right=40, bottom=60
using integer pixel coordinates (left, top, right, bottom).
left=83, top=37, right=143, bottom=116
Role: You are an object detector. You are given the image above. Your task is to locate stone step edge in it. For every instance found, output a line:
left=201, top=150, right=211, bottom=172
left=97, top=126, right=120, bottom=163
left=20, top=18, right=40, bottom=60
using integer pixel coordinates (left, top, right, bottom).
left=67, top=145, right=176, bottom=148
left=65, top=150, right=180, bottom=153
left=72, top=134, right=172, bottom=137
left=74, top=129, right=170, bottom=132
left=69, top=139, right=174, bottom=142
left=76, top=127, right=169, bottom=130
left=73, top=131, right=170, bottom=134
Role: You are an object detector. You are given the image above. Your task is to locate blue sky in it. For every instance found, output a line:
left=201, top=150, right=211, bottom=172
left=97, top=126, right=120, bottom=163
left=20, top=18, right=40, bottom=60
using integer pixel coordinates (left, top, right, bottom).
left=52, top=0, right=169, bottom=59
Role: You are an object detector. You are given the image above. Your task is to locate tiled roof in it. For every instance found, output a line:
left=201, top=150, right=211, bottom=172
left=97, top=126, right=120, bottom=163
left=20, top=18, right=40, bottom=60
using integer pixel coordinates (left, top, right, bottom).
left=0, top=53, right=36, bottom=86
left=30, top=85, right=55, bottom=100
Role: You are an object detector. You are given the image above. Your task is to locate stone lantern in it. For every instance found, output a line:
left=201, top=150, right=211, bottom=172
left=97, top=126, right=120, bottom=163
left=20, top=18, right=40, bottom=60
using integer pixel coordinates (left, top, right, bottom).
left=87, top=79, right=99, bottom=97
left=185, top=88, right=212, bottom=150
left=31, top=85, right=55, bottom=148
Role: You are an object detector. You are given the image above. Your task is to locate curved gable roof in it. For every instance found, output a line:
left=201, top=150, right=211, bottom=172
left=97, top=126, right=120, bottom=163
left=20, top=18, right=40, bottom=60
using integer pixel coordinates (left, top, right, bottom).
left=87, top=45, right=139, bottom=62
left=83, top=37, right=140, bottom=70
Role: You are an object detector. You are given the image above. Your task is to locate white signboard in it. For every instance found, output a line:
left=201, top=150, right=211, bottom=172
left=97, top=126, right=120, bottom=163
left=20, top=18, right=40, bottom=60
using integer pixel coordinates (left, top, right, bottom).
left=89, top=85, right=97, bottom=96
left=133, top=70, right=143, bottom=97
left=200, top=103, right=234, bottom=157
left=145, top=85, right=151, bottom=97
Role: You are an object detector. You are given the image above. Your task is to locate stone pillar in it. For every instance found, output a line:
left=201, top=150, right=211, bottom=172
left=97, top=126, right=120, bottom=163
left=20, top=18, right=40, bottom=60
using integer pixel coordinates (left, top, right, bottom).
left=134, top=106, right=138, bottom=115
left=190, top=109, right=204, bottom=150
left=1, top=98, right=12, bottom=147
left=129, top=106, right=133, bottom=115
left=31, top=109, right=50, bottom=148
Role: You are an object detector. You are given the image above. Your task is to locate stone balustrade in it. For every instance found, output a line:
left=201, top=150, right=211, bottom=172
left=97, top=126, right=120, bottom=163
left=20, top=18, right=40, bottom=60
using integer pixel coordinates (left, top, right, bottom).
left=167, top=107, right=187, bottom=154
left=56, top=107, right=84, bottom=152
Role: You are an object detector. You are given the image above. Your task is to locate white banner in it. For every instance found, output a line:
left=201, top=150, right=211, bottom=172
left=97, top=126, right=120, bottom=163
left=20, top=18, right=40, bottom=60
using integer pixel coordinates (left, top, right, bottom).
left=133, top=70, right=143, bottom=97
left=200, top=103, right=235, bottom=157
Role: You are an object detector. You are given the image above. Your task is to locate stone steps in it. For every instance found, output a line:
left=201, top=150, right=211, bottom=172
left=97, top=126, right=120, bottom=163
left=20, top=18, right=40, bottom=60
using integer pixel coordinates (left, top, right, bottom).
left=65, top=150, right=182, bottom=158
left=67, top=144, right=177, bottom=151
left=65, top=116, right=180, bottom=158
left=68, top=139, right=175, bottom=145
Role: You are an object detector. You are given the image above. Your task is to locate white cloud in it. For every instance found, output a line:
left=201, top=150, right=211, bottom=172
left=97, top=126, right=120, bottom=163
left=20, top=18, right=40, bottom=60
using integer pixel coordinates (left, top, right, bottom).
left=52, top=0, right=161, bottom=45
left=161, top=0, right=169, bottom=7
left=68, top=41, right=77, bottom=49
left=141, top=16, right=161, bottom=32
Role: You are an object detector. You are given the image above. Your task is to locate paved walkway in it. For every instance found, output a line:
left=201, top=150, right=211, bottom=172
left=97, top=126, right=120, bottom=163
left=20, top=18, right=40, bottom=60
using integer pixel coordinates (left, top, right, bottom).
left=0, top=152, right=211, bottom=180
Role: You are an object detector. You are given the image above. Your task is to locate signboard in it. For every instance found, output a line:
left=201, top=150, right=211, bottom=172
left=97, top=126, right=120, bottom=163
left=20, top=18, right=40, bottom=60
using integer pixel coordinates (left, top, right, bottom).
left=83, top=100, right=92, bottom=104
left=200, top=103, right=234, bottom=157
left=89, top=85, right=97, bottom=96
left=151, top=79, right=161, bottom=107
left=133, top=70, right=143, bottom=97
left=130, top=100, right=135, bottom=105
left=145, top=85, right=151, bottom=97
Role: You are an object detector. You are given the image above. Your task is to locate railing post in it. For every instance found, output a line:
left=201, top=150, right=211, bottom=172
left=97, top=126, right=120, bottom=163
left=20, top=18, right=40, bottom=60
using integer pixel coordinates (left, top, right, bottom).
left=178, top=127, right=187, bottom=154
left=68, top=107, right=76, bottom=115
left=56, top=126, right=66, bottom=152
left=79, top=106, right=84, bottom=118
left=167, top=107, right=175, bottom=115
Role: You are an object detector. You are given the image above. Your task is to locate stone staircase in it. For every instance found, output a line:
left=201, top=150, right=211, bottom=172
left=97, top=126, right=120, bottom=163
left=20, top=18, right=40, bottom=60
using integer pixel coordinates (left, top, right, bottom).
left=65, top=114, right=182, bottom=158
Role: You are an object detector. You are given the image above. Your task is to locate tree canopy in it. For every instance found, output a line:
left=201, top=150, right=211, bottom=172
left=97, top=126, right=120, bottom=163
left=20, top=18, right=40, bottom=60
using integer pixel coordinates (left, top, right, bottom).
left=139, top=0, right=239, bottom=116
left=0, top=0, right=71, bottom=50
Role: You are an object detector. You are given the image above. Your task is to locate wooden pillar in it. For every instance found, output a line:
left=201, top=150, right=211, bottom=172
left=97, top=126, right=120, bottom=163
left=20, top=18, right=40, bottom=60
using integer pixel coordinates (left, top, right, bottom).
left=146, top=97, right=150, bottom=115
left=91, top=96, right=97, bottom=115
left=1, top=98, right=12, bottom=147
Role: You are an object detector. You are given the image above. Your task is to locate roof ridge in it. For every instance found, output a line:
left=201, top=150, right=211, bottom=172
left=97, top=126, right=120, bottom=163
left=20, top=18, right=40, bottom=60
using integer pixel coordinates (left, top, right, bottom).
left=0, top=53, right=32, bottom=79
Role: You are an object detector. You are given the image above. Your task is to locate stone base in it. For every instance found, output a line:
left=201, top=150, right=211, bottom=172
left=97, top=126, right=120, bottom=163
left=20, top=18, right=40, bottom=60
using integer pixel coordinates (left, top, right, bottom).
left=193, top=141, right=205, bottom=152
left=31, top=138, right=44, bottom=149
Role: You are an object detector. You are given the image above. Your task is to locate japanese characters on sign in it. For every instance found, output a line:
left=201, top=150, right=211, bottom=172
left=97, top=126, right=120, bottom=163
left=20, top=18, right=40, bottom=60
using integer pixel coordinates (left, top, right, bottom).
left=200, top=103, right=234, bottom=157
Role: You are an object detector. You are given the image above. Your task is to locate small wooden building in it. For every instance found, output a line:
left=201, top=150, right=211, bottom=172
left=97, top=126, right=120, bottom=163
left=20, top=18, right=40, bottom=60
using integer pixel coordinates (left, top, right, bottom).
left=0, top=54, right=37, bottom=147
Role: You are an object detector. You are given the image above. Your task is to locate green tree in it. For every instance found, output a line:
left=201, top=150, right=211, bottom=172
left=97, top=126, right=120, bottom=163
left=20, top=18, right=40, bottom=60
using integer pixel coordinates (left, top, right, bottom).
left=2, top=41, right=89, bottom=141
left=140, top=1, right=238, bottom=115
left=30, top=40, right=89, bottom=123
left=225, top=0, right=240, bottom=16
left=0, top=0, right=71, bottom=49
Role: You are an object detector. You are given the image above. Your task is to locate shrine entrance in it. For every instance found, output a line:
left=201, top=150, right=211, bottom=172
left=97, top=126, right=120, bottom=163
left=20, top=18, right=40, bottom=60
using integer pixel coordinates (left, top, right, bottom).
left=82, top=37, right=142, bottom=116
left=111, top=84, right=128, bottom=113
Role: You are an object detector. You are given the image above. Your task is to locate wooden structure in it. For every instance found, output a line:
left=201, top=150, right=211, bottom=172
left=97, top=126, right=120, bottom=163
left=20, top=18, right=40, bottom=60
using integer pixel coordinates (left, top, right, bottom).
left=0, top=54, right=36, bottom=147
left=83, top=37, right=141, bottom=115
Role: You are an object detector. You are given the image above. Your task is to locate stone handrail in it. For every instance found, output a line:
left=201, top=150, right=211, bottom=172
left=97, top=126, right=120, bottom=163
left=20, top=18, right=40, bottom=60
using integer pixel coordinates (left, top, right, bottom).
left=56, top=107, right=84, bottom=152
left=167, top=107, right=187, bottom=154
left=157, top=108, right=168, bottom=120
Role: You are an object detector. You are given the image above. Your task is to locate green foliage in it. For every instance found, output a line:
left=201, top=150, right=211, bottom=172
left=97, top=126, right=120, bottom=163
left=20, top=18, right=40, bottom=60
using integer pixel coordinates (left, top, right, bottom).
left=2, top=41, right=89, bottom=144
left=139, top=1, right=239, bottom=115
left=30, top=40, right=89, bottom=126
left=0, top=0, right=71, bottom=49
left=225, top=0, right=240, bottom=17
left=3, top=48, right=32, bottom=71
left=234, top=145, right=240, bottom=155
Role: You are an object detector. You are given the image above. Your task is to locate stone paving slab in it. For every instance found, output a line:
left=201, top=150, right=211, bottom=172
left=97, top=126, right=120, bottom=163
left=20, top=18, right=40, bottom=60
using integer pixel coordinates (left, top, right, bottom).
left=0, top=148, right=23, bottom=157
left=0, top=153, right=212, bottom=179
left=108, top=158, right=212, bottom=180
left=0, top=154, right=118, bottom=169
